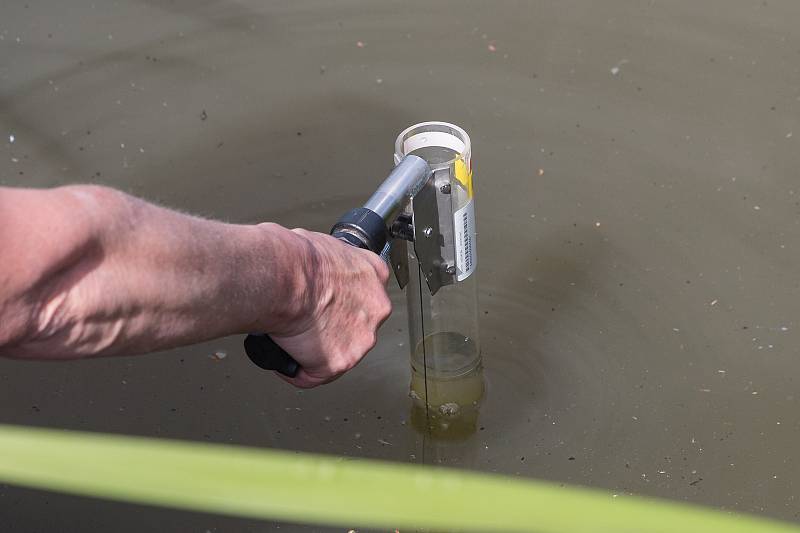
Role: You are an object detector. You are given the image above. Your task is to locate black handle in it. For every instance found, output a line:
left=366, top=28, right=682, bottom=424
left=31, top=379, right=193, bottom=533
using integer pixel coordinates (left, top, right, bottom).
left=244, top=207, right=388, bottom=378
left=244, top=334, right=300, bottom=377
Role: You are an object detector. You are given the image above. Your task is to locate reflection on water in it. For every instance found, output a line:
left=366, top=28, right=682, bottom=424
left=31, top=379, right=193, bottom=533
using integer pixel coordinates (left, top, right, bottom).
left=409, top=332, right=485, bottom=439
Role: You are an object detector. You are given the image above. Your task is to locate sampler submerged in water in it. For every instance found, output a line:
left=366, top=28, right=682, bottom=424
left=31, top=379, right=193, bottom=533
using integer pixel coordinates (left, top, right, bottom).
left=391, top=122, right=484, bottom=438
left=244, top=121, right=484, bottom=437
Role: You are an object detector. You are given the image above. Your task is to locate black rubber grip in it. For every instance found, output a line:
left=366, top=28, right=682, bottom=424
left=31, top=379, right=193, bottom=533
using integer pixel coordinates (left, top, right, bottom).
left=244, top=334, right=299, bottom=377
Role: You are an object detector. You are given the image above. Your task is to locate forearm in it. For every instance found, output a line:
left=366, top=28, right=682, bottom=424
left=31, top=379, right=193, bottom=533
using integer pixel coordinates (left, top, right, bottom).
left=0, top=185, right=308, bottom=359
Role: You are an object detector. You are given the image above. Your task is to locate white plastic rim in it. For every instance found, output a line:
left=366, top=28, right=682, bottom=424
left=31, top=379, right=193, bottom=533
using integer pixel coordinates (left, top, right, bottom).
left=394, top=121, right=472, bottom=168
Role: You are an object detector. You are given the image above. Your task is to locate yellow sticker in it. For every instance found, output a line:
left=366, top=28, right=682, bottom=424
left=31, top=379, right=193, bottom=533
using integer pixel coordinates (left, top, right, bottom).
left=454, top=158, right=473, bottom=198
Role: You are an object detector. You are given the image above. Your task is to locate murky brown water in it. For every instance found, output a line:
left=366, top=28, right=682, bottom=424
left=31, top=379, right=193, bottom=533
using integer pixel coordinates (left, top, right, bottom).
left=2, top=1, right=800, bottom=531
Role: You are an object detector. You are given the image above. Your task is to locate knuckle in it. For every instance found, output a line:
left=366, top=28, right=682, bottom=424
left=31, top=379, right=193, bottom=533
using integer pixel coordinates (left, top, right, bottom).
left=367, top=332, right=378, bottom=350
left=375, top=261, right=391, bottom=283
left=378, top=297, right=392, bottom=320
left=327, top=357, right=350, bottom=376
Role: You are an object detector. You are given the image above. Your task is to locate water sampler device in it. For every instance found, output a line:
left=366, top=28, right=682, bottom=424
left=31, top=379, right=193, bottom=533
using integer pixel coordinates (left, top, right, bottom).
left=244, top=121, right=484, bottom=436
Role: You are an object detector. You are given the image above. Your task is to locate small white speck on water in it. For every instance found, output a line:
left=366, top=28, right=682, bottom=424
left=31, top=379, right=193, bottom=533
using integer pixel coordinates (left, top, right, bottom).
left=610, top=59, right=629, bottom=76
left=752, top=391, right=758, bottom=395
left=753, top=205, right=761, bottom=210
left=717, top=369, right=726, bottom=373
left=672, top=327, right=680, bottom=332
left=777, top=421, right=781, bottom=425
left=710, top=299, right=718, bottom=306
left=120, top=143, right=125, bottom=148
left=595, top=221, right=601, bottom=227
left=786, top=132, right=793, bottom=138
left=527, top=277, right=534, bottom=282
left=10, top=157, right=18, bottom=163
left=139, top=147, right=145, bottom=153
left=8, top=134, right=14, bottom=143
left=323, top=415, right=331, bottom=421
left=699, top=388, right=712, bottom=393
left=375, top=78, right=383, bottom=84
left=632, top=416, right=638, bottom=421
left=779, top=326, right=789, bottom=331
left=378, top=439, right=393, bottom=446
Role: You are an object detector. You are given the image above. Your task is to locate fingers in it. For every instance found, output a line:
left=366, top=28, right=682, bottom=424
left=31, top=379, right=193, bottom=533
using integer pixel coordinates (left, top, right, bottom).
left=277, top=369, right=331, bottom=389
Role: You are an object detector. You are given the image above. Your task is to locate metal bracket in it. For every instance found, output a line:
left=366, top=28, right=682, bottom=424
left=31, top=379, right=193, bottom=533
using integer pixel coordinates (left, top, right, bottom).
left=389, top=238, right=410, bottom=289
left=411, top=170, right=456, bottom=295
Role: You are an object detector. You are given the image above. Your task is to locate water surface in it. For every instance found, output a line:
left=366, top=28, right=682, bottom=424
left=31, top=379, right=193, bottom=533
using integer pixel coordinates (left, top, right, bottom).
left=2, top=1, right=800, bottom=530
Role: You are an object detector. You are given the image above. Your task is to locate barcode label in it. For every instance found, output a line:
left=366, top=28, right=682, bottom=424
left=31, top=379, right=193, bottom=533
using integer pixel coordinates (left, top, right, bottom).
left=453, top=200, right=477, bottom=281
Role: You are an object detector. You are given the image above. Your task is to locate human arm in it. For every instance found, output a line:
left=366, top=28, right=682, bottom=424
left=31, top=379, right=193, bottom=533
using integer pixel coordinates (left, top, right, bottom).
left=0, top=185, right=391, bottom=388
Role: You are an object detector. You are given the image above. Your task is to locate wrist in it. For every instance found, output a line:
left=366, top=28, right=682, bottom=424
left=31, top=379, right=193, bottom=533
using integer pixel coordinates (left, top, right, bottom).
left=245, top=223, right=316, bottom=335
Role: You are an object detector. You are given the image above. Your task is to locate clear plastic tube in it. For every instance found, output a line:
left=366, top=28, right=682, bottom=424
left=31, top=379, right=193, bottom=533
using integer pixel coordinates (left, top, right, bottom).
left=394, top=122, right=484, bottom=438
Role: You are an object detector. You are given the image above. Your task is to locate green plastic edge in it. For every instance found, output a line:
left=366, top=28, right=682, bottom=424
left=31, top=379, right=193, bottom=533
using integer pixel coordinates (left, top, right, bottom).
left=0, top=424, right=796, bottom=533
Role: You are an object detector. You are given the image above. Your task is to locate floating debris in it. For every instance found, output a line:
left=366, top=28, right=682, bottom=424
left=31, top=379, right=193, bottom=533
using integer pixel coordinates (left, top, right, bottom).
left=8, top=134, right=14, bottom=143
left=356, top=40, right=365, bottom=48
left=439, top=402, right=460, bottom=416
left=209, top=351, right=227, bottom=361
left=610, top=59, right=629, bottom=76
left=487, top=42, right=497, bottom=52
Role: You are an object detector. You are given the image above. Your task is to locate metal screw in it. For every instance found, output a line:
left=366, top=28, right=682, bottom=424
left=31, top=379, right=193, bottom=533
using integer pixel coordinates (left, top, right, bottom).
left=445, top=265, right=456, bottom=275
left=439, top=183, right=452, bottom=194
left=423, top=227, right=432, bottom=237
